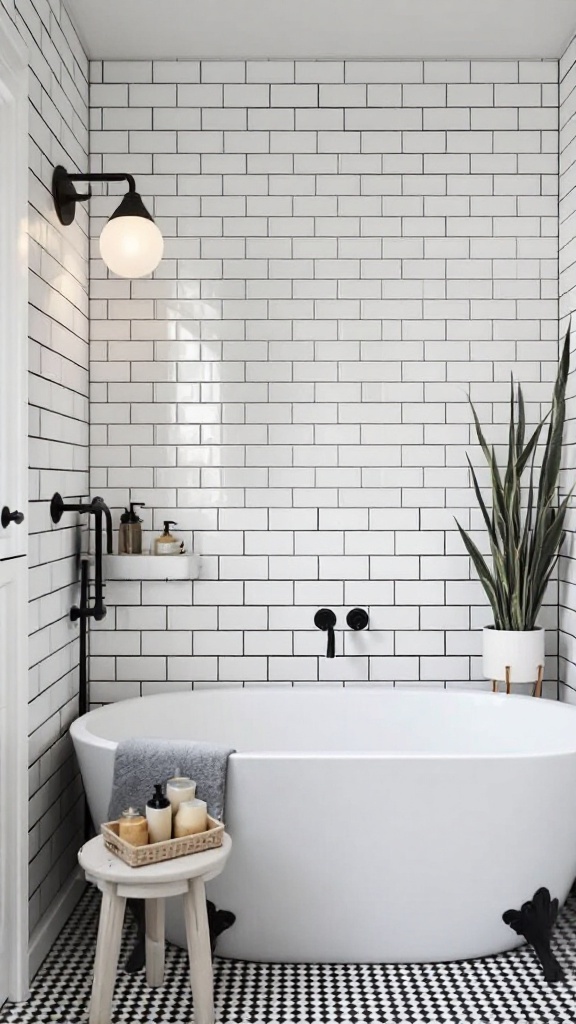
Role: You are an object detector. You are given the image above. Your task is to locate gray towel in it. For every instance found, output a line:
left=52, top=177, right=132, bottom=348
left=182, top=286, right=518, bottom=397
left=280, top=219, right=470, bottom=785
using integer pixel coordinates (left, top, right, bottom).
left=108, top=737, right=234, bottom=822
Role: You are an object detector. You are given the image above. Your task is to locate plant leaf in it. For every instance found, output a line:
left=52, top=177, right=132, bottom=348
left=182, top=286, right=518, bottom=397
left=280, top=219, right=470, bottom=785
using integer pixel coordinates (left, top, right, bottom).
left=516, top=384, right=525, bottom=460
left=466, top=454, right=497, bottom=543
left=455, top=519, right=504, bottom=628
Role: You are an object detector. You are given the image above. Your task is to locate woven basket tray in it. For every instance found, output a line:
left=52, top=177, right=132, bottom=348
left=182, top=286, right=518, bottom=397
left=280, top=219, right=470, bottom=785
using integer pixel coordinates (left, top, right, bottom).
left=102, top=816, right=224, bottom=868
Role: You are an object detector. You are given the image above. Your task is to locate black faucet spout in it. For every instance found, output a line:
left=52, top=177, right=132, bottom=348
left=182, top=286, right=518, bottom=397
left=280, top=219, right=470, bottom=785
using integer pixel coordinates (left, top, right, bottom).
left=314, top=608, right=337, bottom=658
left=92, top=496, right=113, bottom=554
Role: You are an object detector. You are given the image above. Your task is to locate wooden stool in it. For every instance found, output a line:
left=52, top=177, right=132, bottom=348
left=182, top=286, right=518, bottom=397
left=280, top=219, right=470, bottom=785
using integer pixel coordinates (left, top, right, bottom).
left=78, top=833, right=232, bottom=1024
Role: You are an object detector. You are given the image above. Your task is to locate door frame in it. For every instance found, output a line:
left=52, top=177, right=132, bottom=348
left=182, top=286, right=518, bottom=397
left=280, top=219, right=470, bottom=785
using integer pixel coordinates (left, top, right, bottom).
left=0, top=8, right=29, bottom=1004
left=0, top=560, right=29, bottom=1003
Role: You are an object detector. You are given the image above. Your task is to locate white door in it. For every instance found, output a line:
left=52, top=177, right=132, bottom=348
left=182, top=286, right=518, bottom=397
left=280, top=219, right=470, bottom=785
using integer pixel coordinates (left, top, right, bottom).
left=0, top=8, right=29, bottom=1006
left=0, top=562, right=28, bottom=1003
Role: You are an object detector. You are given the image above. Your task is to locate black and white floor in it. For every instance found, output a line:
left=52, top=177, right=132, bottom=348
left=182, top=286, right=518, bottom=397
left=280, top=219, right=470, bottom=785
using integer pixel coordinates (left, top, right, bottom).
left=2, top=886, right=576, bottom=1024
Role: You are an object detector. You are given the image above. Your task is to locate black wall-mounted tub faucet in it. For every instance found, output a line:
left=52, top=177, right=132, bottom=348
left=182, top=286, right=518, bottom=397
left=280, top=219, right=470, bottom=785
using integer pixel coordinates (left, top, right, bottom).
left=314, top=608, right=337, bottom=658
left=50, top=492, right=113, bottom=621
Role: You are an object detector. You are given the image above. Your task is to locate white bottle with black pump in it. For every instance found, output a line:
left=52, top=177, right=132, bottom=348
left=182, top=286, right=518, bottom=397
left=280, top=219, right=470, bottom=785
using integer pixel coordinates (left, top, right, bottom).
left=154, top=520, right=184, bottom=556
left=146, top=784, right=172, bottom=843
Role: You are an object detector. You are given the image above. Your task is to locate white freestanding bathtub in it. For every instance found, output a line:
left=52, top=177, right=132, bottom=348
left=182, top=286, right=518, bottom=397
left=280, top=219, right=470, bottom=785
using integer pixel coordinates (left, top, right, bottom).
left=70, top=688, right=576, bottom=964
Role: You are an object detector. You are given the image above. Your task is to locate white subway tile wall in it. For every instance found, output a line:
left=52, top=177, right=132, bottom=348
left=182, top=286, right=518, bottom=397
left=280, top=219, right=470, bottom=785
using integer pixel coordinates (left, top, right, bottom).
left=559, top=35, right=576, bottom=701
left=0, top=0, right=89, bottom=934
left=89, top=57, right=560, bottom=699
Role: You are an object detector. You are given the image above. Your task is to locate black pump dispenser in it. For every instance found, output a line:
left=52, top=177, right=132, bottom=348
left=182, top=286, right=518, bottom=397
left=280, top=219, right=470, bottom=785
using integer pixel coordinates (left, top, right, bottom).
left=118, top=502, right=145, bottom=554
left=162, top=520, right=177, bottom=534
left=121, top=502, right=145, bottom=524
left=147, top=784, right=170, bottom=809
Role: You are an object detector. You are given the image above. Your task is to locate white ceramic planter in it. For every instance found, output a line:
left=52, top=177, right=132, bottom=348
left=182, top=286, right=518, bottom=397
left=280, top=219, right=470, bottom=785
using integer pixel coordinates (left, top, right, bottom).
left=482, top=626, right=545, bottom=686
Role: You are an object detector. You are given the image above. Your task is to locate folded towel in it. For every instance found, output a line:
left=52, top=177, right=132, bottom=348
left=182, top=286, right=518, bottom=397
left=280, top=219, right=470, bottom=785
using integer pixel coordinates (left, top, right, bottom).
left=108, top=737, right=235, bottom=822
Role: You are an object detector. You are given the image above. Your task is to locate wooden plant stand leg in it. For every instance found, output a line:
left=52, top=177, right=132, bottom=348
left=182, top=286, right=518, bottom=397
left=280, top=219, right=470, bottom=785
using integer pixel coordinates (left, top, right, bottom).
left=145, top=898, right=165, bottom=988
left=90, top=884, right=126, bottom=1024
left=505, top=665, right=511, bottom=695
left=492, top=679, right=498, bottom=693
left=534, top=665, right=544, bottom=699
left=184, top=878, right=215, bottom=1024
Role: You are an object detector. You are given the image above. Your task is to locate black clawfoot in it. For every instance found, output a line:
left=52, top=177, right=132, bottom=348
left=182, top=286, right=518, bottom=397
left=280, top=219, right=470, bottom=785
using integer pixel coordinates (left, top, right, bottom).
left=124, top=897, right=235, bottom=970
left=207, top=900, right=236, bottom=954
left=503, top=887, right=566, bottom=982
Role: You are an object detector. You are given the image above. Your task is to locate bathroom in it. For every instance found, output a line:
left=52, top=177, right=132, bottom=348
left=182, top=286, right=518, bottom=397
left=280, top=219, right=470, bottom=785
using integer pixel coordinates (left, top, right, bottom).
left=1, top=0, right=576, bottom=1019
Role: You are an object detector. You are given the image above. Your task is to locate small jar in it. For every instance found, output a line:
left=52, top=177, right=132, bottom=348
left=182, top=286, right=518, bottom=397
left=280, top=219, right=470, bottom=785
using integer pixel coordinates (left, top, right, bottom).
left=166, top=776, right=196, bottom=817
left=174, top=798, right=208, bottom=838
left=118, top=808, right=148, bottom=847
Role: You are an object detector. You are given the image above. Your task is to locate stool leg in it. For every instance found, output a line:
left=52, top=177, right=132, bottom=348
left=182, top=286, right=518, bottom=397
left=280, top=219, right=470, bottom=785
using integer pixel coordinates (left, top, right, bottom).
left=184, top=879, right=214, bottom=1024
left=145, top=898, right=165, bottom=988
left=90, top=886, right=126, bottom=1024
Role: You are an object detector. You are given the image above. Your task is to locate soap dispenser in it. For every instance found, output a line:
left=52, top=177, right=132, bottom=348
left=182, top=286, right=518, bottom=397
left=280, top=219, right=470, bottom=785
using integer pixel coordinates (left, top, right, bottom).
left=118, top=502, right=145, bottom=554
left=154, top=521, right=184, bottom=556
left=146, top=784, right=172, bottom=843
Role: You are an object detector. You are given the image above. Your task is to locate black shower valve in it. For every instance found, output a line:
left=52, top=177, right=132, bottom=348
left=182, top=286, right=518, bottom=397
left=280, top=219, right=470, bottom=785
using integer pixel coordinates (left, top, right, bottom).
left=346, top=608, right=369, bottom=631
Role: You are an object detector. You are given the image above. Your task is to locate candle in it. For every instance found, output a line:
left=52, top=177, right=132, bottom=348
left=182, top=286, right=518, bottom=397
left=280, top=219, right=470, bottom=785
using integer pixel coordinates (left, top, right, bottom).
left=174, top=798, right=208, bottom=838
left=166, top=776, right=197, bottom=816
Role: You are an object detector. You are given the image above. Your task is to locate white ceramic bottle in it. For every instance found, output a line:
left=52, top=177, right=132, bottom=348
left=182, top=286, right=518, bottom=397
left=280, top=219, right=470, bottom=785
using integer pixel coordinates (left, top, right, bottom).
left=154, top=520, right=184, bottom=556
left=146, top=784, right=172, bottom=843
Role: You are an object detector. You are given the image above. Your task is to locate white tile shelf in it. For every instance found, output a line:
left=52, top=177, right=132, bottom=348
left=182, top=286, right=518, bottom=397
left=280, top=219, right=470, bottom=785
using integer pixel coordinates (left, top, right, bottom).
left=103, top=554, right=201, bottom=581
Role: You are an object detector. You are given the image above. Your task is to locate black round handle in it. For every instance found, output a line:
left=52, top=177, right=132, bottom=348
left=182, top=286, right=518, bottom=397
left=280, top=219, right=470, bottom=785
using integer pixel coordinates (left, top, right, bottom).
left=346, top=608, right=369, bottom=631
left=314, top=608, right=337, bottom=631
left=1, top=506, right=25, bottom=529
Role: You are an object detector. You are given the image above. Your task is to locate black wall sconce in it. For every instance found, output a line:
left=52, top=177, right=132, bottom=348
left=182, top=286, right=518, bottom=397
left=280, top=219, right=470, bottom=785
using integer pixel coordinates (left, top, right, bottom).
left=52, top=166, right=164, bottom=278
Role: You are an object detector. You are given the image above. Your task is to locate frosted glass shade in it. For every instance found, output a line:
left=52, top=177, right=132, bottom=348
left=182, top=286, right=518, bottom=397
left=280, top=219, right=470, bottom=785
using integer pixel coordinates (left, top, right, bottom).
left=99, top=215, right=164, bottom=278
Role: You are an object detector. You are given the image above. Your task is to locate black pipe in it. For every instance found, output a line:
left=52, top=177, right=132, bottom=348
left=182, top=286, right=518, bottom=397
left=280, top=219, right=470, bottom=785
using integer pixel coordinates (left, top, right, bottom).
left=72, top=558, right=92, bottom=843
left=51, top=493, right=112, bottom=622
left=67, top=171, right=137, bottom=193
left=91, top=496, right=113, bottom=554
left=77, top=558, right=89, bottom=717
left=50, top=492, right=113, bottom=551
left=51, top=494, right=111, bottom=845
left=92, top=509, right=105, bottom=621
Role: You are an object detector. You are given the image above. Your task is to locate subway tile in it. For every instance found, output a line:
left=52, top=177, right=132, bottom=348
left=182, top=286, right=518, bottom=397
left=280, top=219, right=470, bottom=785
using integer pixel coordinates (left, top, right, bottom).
left=28, top=2, right=90, bottom=928
left=168, top=657, right=217, bottom=681
left=218, top=657, right=267, bottom=681
left=142, top=631, right=193, bottom=656
left=88, top=55, right=560, bottom=708
left=247, top=61, right=295, bottom=83
left=194, top=632, right=243, bottom=656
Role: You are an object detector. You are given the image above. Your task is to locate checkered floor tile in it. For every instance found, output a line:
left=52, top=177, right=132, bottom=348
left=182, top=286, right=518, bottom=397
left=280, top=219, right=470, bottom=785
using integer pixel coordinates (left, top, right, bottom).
left=2, top=886, right=576, bottom=1023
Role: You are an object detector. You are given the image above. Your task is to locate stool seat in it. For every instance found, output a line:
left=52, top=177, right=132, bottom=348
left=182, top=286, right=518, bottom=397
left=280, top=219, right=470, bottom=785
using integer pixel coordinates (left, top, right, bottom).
left=79, top=834, right=231, bottom=893
left=78, top=833, right=232, bottom=1024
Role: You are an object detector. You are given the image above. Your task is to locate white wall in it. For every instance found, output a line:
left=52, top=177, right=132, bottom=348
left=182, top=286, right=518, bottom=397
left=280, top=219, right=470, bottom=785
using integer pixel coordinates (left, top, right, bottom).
left=0, top=2, right=569, bottom=973
left=88, top=58, right=559, bottom=698
left=0, top=0, right=89, bottom=942
left=559, top=34, right=576, bottom=698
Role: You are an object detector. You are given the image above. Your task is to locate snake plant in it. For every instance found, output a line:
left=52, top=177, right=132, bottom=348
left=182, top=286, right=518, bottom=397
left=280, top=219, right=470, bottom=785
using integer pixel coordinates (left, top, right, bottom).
left=456, top=326, right=572, bottom=631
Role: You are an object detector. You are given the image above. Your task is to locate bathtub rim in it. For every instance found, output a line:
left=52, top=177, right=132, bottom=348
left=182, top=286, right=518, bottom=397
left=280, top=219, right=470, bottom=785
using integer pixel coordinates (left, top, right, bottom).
left=70, top=687, right=576, bottom=761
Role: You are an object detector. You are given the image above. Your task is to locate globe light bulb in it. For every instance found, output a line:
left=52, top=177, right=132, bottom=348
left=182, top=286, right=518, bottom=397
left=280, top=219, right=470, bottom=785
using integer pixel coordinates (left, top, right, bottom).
left=99, top=215, right=164, bottom=278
